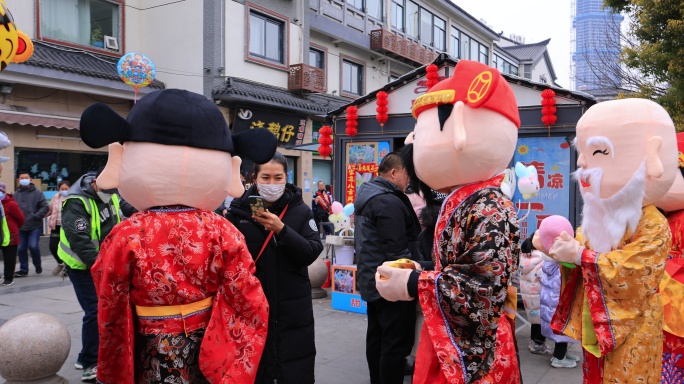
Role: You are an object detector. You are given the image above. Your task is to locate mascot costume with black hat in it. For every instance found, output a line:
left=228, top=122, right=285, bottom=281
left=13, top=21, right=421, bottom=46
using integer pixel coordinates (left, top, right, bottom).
left=79, top=89, right=277, bottom=384
left=375, top=60, right=522, bottom=383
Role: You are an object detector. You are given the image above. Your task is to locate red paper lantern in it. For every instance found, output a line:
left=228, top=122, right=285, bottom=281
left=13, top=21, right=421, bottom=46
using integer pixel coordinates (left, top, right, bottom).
left=376, top=91, right=389, bottom=127
left=540, top=89, right=557, bottom=129
left=317, top=125, right=333, bottom=159
left=426, top=64, right=439, bottom=90
left=346, top=105, right=358, bottom=137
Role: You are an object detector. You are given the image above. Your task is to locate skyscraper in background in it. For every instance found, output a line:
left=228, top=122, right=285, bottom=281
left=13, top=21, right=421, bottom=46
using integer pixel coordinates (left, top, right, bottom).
left=571, top=0, right=623, bottom=98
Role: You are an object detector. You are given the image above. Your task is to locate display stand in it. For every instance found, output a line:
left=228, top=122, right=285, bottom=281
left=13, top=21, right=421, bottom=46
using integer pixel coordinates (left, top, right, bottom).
left=327, top=230, right=367, bottom=314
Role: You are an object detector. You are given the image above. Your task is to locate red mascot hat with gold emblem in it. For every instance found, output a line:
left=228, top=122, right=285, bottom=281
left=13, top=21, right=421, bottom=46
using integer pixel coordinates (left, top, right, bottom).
left=412, top=60, right=520, bottom=128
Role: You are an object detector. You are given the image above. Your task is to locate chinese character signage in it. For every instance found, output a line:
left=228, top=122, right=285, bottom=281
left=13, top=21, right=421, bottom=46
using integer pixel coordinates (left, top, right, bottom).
left=345, top=141, right=389, bottom=204
left=233, top=106, right=307, bottom=147
left=512, top=136, right=572, bottom=240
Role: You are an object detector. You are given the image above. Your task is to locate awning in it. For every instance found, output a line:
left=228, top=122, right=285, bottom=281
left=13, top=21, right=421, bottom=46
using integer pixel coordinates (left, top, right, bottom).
left=0, top=110, right=80, bottom=130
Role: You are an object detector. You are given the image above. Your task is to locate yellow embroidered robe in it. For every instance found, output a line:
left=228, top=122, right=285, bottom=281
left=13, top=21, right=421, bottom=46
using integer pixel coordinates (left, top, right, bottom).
left=551, top=205, right=669, bottom=383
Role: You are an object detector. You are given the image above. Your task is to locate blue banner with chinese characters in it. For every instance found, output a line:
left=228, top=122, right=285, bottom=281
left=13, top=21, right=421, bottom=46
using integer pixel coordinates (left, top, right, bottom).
left=511, top=136, right=573, bottom=241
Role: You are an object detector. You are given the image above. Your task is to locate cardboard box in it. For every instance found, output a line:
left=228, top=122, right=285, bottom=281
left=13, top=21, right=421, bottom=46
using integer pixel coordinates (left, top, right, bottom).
left=331, top=264, right=367, bottom=314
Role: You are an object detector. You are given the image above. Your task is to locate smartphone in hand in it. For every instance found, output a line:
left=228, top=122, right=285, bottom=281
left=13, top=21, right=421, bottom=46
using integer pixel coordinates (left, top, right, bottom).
left=248, top=195, right=265, bottom=217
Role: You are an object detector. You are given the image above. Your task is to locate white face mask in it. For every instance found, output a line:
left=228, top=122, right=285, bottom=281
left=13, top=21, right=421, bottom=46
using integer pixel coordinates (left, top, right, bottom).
left=19, top=179, right=30, bottom=187
left=97, top=191, right=112, bottom=203
left=258, top=183, right=286, bottom=202
left=59, top=191, right=68, bottom=197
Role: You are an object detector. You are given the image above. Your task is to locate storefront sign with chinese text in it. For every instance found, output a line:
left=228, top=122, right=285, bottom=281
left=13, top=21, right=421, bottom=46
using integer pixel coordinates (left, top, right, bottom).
left=232, top=106, right=306, bottom=147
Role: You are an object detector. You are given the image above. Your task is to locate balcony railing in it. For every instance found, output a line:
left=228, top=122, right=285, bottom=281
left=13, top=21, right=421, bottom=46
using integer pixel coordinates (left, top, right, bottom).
left=288, top=64, right=325, bottom=93
left=370, top=29, right=438, bottom=67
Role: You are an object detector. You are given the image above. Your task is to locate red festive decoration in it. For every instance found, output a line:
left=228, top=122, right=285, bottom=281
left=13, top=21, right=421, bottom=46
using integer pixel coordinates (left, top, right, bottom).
left=426, top=64, right=439, bottom=90
left=317, top=125, right=333, bottom=159
left=376, top=91, right=389, bottom=127
left=346, top=105, right=358, bottom=137
left=540, top=89, right=557, bottom=129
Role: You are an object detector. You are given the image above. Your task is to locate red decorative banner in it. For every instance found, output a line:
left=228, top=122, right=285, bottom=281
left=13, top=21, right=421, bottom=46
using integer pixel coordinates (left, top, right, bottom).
left=345, top=163, right=379, bottom=204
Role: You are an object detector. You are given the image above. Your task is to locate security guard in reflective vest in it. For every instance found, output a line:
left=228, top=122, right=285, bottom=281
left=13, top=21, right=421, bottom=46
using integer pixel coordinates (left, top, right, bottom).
left=58, top=171, right=121, bottom=381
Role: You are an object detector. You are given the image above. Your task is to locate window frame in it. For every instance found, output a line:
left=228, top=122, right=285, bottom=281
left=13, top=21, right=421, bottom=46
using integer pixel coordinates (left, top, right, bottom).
left=450, top=27, right=460, bottom=58
left=365, top=0, right=383, bottom=21
left=390, top=0, right=404, bottom=31
left=309, top=43, right=328, bottom=92
left=245, top=4, right=289, bottom=71
left=340, top=55, right=365, bottom=98
left=35, top=0, right=125, bottom=57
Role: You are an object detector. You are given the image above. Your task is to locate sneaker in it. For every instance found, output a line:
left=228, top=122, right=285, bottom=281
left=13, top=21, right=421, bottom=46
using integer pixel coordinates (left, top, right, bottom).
left=74, top=360, right=84, bottom=370
left=1, top=280, right=13, bottom=286
left=551, top=357, right=577, bottom=368
left=52, top=264, right=65, bottom=276
left=82, top=365, right=97, bottom=381
left=35, top=265, right=42, bottom=274
left=14, top=271, right=27, bottom=278
left=529, top=341, right=553, bottom=355
left=565, top=351, right=581, bottom=362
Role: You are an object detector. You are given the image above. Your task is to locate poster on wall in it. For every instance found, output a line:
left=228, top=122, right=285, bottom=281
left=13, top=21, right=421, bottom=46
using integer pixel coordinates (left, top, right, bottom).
left=511, top=136, right=573, bottom=241
left=345, top=141, right=390, bottom=204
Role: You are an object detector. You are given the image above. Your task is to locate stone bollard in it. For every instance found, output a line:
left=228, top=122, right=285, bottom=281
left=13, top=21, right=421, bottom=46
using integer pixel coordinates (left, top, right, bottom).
left=0, top=313, right=70, bottom=383
left=308, top=257, right=329, bottom=299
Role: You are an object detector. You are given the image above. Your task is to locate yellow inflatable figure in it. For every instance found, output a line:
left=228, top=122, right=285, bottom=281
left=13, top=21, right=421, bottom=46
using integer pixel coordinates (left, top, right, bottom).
left=0, top=0, right=33, bottom=70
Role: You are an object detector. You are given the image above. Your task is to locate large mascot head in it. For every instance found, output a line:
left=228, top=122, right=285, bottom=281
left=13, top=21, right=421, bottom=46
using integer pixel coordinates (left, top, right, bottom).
left=408, top=60, right=519, bottom=192
left=654, top=132, right=684, bottom=213
left=575, top=98, right=677, bottom=252
left=79, top=89, right=277, bottom=211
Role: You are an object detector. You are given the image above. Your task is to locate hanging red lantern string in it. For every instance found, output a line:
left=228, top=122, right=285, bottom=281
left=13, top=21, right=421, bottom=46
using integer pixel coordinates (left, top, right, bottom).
left=376, top=91, right=389, bottom=127
left=541, top=89, right=557, bottom=135
left=426, top=64, right=439, bottom=90
left=317, top=125, right=333, bottom=159
left=346, top=105, right=358, bottom=137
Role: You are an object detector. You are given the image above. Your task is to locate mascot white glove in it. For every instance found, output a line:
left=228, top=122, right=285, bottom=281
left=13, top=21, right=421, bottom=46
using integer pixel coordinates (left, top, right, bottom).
left=375, top=265, right=414, bottom=302
left=549, top=231, right=583, bottom=265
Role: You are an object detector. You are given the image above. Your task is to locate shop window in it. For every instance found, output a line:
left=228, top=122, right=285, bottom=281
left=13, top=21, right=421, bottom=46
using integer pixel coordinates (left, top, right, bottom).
left=39, top=0, right=122, bottom=51
left=249, top=10, right=285, bottom=64
left=342, top=59, right=363, bottom=97
left=15, top=149, right=107, bottom=191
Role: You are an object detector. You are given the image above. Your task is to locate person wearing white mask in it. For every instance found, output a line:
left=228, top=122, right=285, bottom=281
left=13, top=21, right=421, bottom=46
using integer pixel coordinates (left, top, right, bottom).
left=47, top=180, right=71, bottom=276
left=14, top=171, right=49, bottom=277
left=226, top=151, right=323, bottom=384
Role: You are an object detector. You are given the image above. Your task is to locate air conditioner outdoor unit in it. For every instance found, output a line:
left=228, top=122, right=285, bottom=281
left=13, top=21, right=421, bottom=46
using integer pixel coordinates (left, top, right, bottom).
left=104, top=35, right=119, bottom=50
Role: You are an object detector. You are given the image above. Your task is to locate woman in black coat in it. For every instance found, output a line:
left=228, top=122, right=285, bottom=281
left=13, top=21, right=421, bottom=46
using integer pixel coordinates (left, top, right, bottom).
left=227, top=152, right=323, bottom=384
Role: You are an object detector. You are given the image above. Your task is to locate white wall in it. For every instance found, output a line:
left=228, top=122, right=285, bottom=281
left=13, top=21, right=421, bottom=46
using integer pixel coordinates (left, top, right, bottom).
left=6, top=0, right=35, bottom=38
left=126, top=0, right=204, bottom=93
left=531, top=57, right=552, bottom=85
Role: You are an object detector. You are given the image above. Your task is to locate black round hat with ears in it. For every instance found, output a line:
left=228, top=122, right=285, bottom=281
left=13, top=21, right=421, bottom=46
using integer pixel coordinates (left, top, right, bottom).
left=79, top=89, right=277, bottom=164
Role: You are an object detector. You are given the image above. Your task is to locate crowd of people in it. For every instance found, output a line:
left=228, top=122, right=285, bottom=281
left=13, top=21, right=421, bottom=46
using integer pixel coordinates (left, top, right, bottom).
left=2, top=64, right=683, bottom=384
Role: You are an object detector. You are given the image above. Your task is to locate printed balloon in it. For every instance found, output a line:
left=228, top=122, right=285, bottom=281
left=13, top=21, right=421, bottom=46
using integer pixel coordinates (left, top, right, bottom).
left=117, top=52, right=156, bottom=89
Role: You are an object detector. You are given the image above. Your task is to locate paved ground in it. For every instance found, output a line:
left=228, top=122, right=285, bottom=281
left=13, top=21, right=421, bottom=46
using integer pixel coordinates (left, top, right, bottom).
left=0, top=239, right=583, bottom=383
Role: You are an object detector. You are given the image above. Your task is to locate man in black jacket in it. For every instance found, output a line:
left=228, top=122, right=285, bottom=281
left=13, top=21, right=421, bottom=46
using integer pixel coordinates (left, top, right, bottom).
left=354, top=152, right=422, bottom=384
left=14, top=171, right=48, bottom=276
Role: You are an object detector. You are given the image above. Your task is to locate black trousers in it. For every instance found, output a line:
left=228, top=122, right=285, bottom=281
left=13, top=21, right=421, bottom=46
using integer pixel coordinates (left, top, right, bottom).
left=553, top=342, right=568, bottom=360
left=531, top=324, right=546, bottom=344
left=49, top=227, right=62, bottom=264
left=1, top=245, right=18, bottom=282
left=366, top=298, right=416, bottom=384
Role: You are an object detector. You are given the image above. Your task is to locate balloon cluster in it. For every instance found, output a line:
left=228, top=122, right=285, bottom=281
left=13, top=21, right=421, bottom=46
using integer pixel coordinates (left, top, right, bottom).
left=328, top=201, right=355, bottom=232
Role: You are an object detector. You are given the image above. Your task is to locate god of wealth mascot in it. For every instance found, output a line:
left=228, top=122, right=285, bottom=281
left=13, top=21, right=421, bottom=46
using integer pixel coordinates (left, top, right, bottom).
left=78, top=89, right=277, bottom=384
left=375, top=60, right=522, bottom=384
left=542, top=99, right=677, bottom=383
left=654, top=132, right=684, bottom=382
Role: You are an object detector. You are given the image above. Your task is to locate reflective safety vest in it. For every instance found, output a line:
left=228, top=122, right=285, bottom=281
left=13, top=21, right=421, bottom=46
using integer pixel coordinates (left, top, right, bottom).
left=58, top=195, right=121, bottom=270
left=0, top=203, right=9, bottom=247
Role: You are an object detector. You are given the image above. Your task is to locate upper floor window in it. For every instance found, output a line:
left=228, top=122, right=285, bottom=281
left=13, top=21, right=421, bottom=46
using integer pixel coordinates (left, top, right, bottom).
left=433, top=16, right=446, bottom=51
left=494, top=54, right=519, bottom=76
left=458, top=30, right=488, bottom=64
left=406, top=1, right=419, bottom=38
left=309, top=48, right=324, bottom=69
left=342, top=59, right=363, bottom=96
left=249, top=11, right=284, bottom=64
left=450, top=27, right=460, bottom=58
left=479, top=44, right=489, bottom=64
left=39, top=0, right=121, bottom=51
left=346, top=0, right=382, bottom=20
left=391, top=0, right=404, bottom=30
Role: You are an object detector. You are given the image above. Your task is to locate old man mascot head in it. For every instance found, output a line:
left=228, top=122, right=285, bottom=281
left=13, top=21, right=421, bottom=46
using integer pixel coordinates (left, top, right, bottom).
left=78, top=88, right=276, bottom=383
left=542, top=99, right=677, bottom=383
left=377, top=60, right=523, bottom=383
